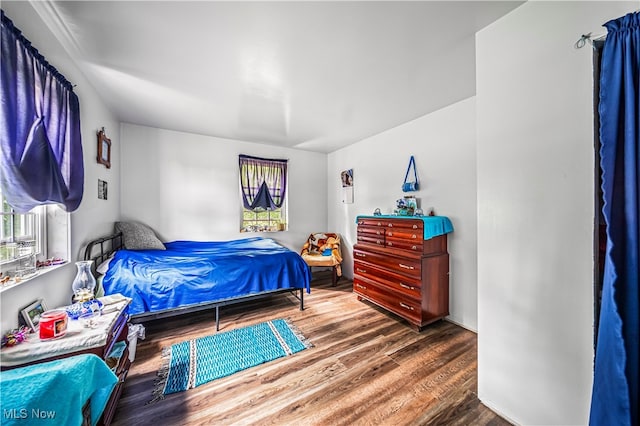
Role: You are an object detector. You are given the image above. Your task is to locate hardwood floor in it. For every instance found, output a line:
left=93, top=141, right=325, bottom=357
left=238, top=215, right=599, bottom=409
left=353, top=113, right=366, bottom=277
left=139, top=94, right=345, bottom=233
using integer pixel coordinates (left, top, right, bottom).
left=112, top=272, right=510, bottom=426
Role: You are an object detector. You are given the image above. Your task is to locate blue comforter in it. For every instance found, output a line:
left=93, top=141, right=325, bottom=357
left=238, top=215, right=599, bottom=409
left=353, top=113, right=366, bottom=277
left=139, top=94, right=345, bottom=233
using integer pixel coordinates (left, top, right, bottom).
left=102, top=237, right=311, bottom=316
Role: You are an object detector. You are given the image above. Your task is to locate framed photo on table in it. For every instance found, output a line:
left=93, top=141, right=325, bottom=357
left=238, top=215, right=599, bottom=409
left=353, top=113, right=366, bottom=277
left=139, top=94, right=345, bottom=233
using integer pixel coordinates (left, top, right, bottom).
left=20, top=299, right=47, bottom=332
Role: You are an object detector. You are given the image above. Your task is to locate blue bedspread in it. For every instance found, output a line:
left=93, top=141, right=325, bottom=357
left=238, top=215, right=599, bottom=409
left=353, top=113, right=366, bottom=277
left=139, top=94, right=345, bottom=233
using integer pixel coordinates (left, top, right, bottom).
left=102, top=237, right=311, bottom=316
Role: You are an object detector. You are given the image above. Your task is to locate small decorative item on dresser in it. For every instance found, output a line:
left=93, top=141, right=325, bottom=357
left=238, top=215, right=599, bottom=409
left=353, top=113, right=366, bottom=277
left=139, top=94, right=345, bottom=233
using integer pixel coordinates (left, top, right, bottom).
left=395, top=198, right=415, bottom=216
left=39, top=309, right=68, bottom=340
left=65, top=299, right=103, bottom=320
left=20, top=299, right=47, bottom=332
left=1, top=326, right=30, bottom=347
left=403, top=196, right=418, bottom=215
left=71, top=260, right=96, bottom=302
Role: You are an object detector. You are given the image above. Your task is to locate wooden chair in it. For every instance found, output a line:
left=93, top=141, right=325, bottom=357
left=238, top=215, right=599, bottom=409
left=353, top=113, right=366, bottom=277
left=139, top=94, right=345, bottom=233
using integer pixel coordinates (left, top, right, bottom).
left=300, top=233, right=343, bottom=286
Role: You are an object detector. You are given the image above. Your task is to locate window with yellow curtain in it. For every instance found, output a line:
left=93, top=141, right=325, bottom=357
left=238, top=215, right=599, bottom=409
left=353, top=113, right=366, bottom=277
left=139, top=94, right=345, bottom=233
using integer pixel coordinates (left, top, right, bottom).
left=239, top=155, right=287, bottom=232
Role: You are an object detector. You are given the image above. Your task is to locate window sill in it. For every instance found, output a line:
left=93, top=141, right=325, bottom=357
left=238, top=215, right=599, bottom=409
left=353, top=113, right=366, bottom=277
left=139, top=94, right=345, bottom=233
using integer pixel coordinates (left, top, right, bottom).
left=0, top=261, right=68, bottom=294
left=241, top=230, right=287, bottom=233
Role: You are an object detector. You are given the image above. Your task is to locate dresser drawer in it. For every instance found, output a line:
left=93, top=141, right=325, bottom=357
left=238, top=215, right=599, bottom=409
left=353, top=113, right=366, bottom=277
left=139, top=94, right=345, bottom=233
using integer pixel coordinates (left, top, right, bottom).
left=385, top=219, right=423, bottom=231
left=354, top=278, right=421, bottom=323
left=357, top=218, right=389, bottom=227
left=385, top=228, right=423, bottom=241
left=358, top=225, right=386, bottom=237
left=353, top=266, right=421, bottom=301
left=387, top=233, right=447, bottom=256
left=353, top=248, right=421, bottom=278
left=385, top=237, right=422, bottom=252
left=356, top=234, right=385, bottom=247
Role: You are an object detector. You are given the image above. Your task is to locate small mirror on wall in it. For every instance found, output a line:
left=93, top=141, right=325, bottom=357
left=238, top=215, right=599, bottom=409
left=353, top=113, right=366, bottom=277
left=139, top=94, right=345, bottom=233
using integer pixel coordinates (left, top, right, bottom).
left=97, top=127, right=111, bottom=168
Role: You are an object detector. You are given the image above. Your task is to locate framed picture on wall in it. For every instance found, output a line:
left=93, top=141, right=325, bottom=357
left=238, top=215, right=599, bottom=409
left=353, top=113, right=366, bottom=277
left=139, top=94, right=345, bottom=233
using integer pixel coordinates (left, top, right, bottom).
left=97, top=128, right=111, bottom=168
left=341, top=169, right=354, bottom=203
left=98, top=179, right=108, bottom=200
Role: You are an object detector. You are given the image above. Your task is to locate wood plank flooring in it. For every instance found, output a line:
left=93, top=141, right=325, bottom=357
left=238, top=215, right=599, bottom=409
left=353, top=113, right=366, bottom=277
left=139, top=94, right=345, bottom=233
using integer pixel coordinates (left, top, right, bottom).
left=112, top=272, right=510, bottom=426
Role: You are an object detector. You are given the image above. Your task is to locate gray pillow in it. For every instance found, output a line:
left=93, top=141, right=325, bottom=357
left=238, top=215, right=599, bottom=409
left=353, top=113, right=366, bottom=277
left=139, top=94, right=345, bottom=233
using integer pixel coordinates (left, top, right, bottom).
left=115, top=221, right=165, bottom=250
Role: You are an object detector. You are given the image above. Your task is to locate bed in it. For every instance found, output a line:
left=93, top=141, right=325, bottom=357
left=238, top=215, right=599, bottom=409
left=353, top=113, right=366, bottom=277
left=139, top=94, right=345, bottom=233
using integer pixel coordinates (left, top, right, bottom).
left=84, top=230, right=311, bottom=330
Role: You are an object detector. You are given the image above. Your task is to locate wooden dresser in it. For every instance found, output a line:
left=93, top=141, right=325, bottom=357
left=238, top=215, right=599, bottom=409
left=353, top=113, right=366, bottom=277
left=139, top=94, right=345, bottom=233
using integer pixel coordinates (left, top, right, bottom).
left=354, top=216, right=450, bottom=331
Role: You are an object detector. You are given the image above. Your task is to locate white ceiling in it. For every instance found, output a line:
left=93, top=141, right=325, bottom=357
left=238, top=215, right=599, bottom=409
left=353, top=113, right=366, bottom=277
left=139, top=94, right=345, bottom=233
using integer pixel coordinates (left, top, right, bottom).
left=29, top=1, right=523, bottom=153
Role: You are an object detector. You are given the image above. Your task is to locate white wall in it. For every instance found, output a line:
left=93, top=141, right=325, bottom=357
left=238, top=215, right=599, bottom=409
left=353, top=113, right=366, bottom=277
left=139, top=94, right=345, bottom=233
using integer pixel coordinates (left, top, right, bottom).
left=328, top=97, right=478, bottom=331
left=0, top=3, right=121, bottom=330
left=120, top=123, right=327, bottom=251
left=476, top=2, right=636, bottom=424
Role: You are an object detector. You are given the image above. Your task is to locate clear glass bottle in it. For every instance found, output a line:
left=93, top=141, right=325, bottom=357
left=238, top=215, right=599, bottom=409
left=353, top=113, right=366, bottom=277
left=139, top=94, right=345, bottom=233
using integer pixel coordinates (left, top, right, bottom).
left=71, top=260, right=96, bottom=302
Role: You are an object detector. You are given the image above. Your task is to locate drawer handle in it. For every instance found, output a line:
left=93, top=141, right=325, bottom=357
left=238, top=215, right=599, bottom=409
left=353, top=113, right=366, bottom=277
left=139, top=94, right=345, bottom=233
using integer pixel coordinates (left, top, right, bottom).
left=399, top=283, right=416, bottom=291
left=412, top=224, right=418, bottom=229
left=399, top=263, right=415, bottom=270
left=377, top=222, right=382, bottom=226
left=355, top=252, right=366, bottom=258
left=412, top=245, right=417, bottom=250
left=399, top=302, right=414, bottom=311
left=388, top=242, right=393, bottom=246
left=388, top=223, right=393, bottom=228
left=388, top=232, right=393, bottom=237
left=356, top=284, right=367, bottom=290
left=356, top=268, right=367, bottom=274
left=376, top=240, right=382, bottom=245
left=376, top=231, right=381, bottom=235
left=411, top=234, right=417, bottom=239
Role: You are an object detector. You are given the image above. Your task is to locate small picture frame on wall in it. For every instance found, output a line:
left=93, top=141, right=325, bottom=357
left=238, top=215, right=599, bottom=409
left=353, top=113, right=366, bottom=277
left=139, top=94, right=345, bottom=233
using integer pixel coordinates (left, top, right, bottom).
left=97, top=127, right=111, bottom=168
left=20, top=299, right=47, bottom=332
left=98, top=179, right=108, bottom=200
left=341, top=168, right=354, bottom=204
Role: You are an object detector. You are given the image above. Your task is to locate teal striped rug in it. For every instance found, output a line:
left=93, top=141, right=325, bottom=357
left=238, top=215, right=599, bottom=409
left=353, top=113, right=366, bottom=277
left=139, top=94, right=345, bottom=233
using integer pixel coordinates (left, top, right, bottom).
left=151, top=319, right=311, bottom=402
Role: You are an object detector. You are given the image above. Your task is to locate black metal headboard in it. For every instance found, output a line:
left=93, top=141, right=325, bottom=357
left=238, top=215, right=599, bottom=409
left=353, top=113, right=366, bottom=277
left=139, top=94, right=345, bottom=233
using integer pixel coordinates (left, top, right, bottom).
left=84, top=232, right=124, bottom=276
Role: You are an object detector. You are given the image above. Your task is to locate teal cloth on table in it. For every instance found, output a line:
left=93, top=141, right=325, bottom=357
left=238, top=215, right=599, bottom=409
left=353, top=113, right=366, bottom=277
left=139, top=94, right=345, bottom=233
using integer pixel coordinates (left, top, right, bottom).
left=356, top=215, right=454, bottom=240
left=0, top=353, right=117, bottom=426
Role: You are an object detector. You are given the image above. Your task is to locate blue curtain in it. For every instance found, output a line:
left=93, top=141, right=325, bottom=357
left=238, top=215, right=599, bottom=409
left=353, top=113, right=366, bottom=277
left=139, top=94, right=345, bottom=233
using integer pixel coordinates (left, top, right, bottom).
left=590, top=12, right=639, bottom=426
left=239, top=155, right=287, bottom=211
left=0, top=10, right=83, bottom=213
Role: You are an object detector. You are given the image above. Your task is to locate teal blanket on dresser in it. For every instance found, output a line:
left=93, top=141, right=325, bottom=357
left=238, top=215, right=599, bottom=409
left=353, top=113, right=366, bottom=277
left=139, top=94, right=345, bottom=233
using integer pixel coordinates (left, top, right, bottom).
left=356, top=215, right=454, bottom=239
left=0, top=354, right=117, bottom=426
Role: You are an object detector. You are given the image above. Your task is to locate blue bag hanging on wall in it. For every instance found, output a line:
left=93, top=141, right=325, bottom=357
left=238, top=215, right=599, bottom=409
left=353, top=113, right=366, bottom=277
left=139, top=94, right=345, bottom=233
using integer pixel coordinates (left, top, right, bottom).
left=402, top=156, right=419, bottom=192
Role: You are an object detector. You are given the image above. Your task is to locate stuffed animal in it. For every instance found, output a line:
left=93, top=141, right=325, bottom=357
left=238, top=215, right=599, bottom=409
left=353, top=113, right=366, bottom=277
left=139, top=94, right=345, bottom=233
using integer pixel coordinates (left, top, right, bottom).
left=301, top=233, right=330, bottom=255
left=319, top=236, right=340, bottom=256
left=300, top=233, right=343, bottom=278
left=301, top=234, right=341, bottom=260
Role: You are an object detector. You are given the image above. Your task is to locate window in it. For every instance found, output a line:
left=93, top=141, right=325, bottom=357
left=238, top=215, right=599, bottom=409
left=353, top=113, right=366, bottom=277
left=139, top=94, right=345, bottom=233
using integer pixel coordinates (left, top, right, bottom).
left=239, top=155, right=288, bottom=232
left=0, top=189, right=69, bottom=287
left=242, top=204, right=287, bottom=232
left=0, top=192, right=42, bottom=277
